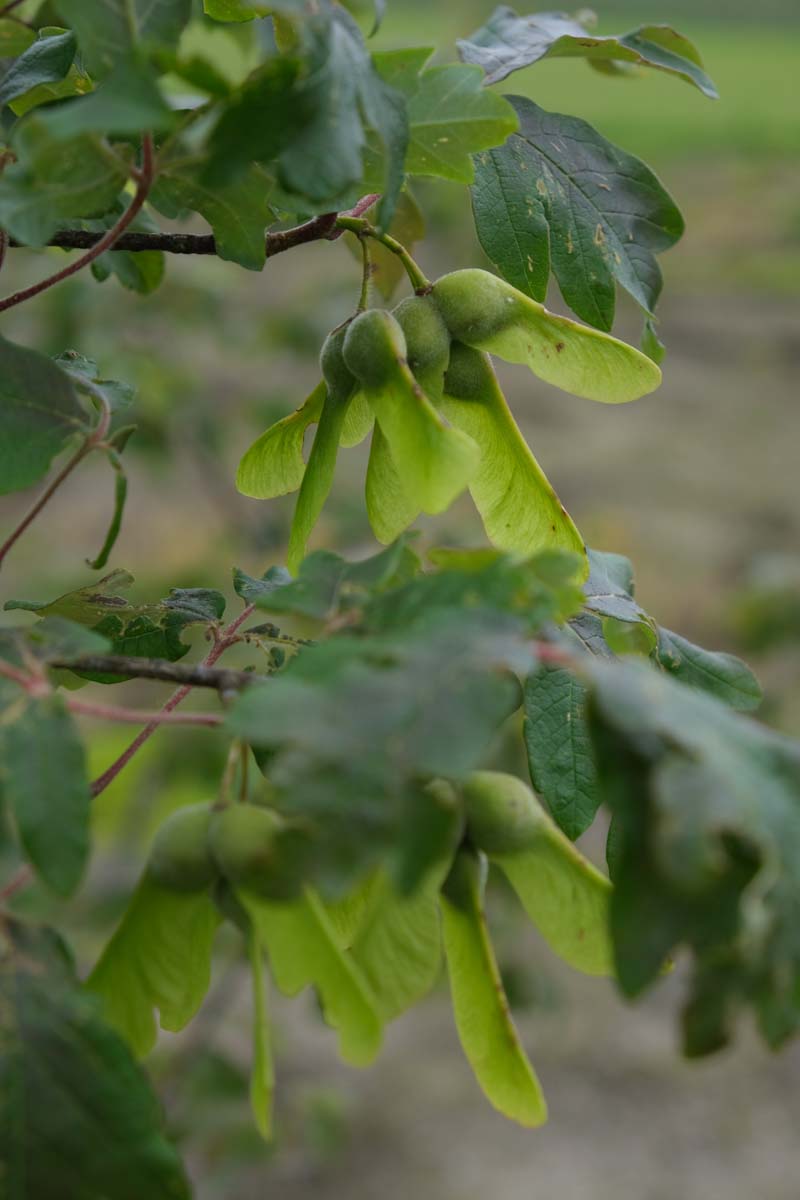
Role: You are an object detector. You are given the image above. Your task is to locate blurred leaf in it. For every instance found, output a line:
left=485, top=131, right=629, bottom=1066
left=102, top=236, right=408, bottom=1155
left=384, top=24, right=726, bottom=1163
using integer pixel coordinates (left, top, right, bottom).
left=0, top=118, right=129, bottom=245
left=240, top=887, right=383, bottom=1065
left=587, top=659, right=800, bottom=1053
left=151, top=160, right=274, bottom=271
left=472, top=98, right=684, bottom=330
left=0, top=20, right=35, bottom=57
left=440, top=849, right=547, bottom=1127
left=0, top=694, right=89, bottom=895
left=42, top=55, right=173, bottom=138
left=87, top=874, right=220, bottom=1057
left=0, top=335, right=90, bottom=495
left=236, top=382, right=324, bottom=499
left=55, top=0, right=192, bottom=76
left=233, top=565, right=292, bottom=604
left=247, top=931, right=274, bottom=1139
left=0, top=27, right=76, bottom=110
left=203, top=0, right=270, bottom=18
left=0, top=918, right=190, bottom=1200
left=458, top=8, right=717, bottom=97
left=287, top=383, right=354, bottom=574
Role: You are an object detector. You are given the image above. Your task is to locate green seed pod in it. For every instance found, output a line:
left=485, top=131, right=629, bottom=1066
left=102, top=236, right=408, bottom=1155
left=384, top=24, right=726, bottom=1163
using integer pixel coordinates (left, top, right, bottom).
left=209, top=803, right=310, bottom=900
left=320, top=323, right=358, bottom=401
left=442, top=340, right=488, bottom=401
left=342, top=308, right=407, bottom=388
left=211, top=876, right=252, bottom=934
left=392, top=294, right=451, bottom=401
left=433, top=268, right=661, bottom=404
left=462, top=772, right=546, bottom=857
left=147, top=802, right=217, bottom=893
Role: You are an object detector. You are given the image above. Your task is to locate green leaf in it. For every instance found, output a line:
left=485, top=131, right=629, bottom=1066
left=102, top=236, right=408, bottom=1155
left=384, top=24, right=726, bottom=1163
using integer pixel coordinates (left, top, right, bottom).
left=489, top=796, right=613, bottom=977
left=587, top=658, right=800, bottom=1053
left=42, top=55, right=173, bottom=139
left=440, top=849, right=547, bottom=1127
left=151, top=160, right=274, bottom=271
left=657, top=627, right=762, bottom=712
left=203, top=0, right=270, bottom=19
left=583, top=547, right=653, bottom=625
left=236, top=382, right=325, bottom=499
left=0, top=27, right=76, bottom=110
left=0, top=118, right=129, bottom=245
left=55, top=0, right=192, bottom=76
left=0, top=918, right=190, bottom=1200
left=440, top=344, right=586, bottom=565
left=458, top=8, right=717, bottom=98
left=403, top=63, right=517, bottom=183
left=247, top=930, right=274, bottom=1139
left=472, top=98, right=684, bottom=330
left=350, top=860, right=449, bottom=1021
left=365, top=423, right=419, bottom=544
left=523, top=664, right=599, bottom=841
left=0, top=20, right=35, bottom=57
left=204, top=54, right=302, bottom=185
left=287, top=385, right=353, bottom=573
left=0, top=694, right=90, bottom=895
left=0, top=335, right=91, bottom=494
left=432, top=269, right=662, bottom=404
left=239, top=887, right=383, bottom=1066
left=87, top=874, right=220, bottom=1057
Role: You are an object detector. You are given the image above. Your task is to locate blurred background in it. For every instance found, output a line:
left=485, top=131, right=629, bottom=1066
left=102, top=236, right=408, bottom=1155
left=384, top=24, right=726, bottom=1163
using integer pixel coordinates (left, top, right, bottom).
left=2, top=1, right=800, bottom=1196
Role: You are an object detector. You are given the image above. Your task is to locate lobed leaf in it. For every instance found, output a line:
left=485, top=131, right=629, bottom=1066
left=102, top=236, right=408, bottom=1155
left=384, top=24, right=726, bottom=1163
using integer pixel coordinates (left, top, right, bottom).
left=236, top=382, right=325, bottom=499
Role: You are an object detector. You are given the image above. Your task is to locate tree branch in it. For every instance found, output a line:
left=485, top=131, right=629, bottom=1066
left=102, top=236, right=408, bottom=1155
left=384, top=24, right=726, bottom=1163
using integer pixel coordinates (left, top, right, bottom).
left=4, top=193, right=382, bottom=259
left=52, top=654, right=261, bottom=691
left=0, top=134, right=156, bottom=313
left=68, top=697, right=224, bottom=727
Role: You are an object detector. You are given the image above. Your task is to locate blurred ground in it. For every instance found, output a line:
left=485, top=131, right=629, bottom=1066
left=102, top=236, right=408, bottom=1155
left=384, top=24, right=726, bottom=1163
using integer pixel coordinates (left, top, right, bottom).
left=2, top=1, right=800, bottom=1196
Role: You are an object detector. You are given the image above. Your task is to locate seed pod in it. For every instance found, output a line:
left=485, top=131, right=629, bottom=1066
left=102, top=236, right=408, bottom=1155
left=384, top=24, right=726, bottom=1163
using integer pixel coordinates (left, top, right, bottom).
left=462, top=771, right=546, bottom=856
left=433, top=268, right=661, bottom=403
left=392, top=293, right=451, bottom=401
left=147, top=803, right=217, bottom=893
left=209, top=803, right=310, bottom=900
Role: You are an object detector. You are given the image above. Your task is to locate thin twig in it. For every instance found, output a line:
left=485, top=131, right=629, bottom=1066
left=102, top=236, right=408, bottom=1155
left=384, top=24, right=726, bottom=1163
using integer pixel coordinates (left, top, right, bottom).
left=67, top=698, right=224, bottom=727
left=90, top=604, right=255, bottom=798
left=0, top=134, right=155, bottom=314
left=0, top=659, right=31, bottom=688
left=0, top=865, right=32, bottom=904
left=50, top=655, right=260, bottom=691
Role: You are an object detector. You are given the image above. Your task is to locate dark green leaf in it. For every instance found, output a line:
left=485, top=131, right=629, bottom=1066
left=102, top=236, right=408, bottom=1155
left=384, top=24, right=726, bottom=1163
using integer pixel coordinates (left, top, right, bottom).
left=88, top=874, right=220, bottom=1057
left=55, top=0, right=192, bottom=76
left=587, top=658, right=800, bottom=1053
left=0, top=694, right=89, bottom=895
left=0, top=918, right=190, bottom=1200
left=204, top=55, right=302, bottom=185
left=583, top=547, right=652, bottom=625
left=524, top=664, right=599, bottom=840
left=458, top=8, right=717, bottom=98
left=233, top=565, right=292, bottom=603
left=0, top=335, right=90, bottom=495
left=657, top=627, right=762, bottom=712
left=472, top=98, right=684, bottom=329
left=151, top=160, right=274, bottom=271
left=0, top=28, right=76, bottom=110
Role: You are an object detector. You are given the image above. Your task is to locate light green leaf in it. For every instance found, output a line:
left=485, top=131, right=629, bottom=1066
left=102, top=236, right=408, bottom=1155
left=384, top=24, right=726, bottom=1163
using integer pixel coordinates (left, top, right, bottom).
left=240, top=888, right=383, bottom=1066
left=440, top=849, right=547, bottom=1127
left=1, top=919, right=190, bottom=1200
left=56, top=0, right=192, bottom=76
left=0, top=335, right=90, bottom=495
left=365, top=424, right=419, bottom=544
left=236, top=382, right=325, bottom=499
left=151, top=160, right=273, bottom=271
left=287, top=386, right=352, bottom=574
left=0, top=694, right=89, bottom=895
left=203, top=0, right=270, bottom=18
left=0, top=20, right=35, bottom=57
left=433, top=269, right=662, bottom=404
left=248, top=930, right=274, bottom=1139
left=350, top=864, right=447, bottom=1021
left=440, top=344, right=586, bottom=564
left=404, top=64, right=518, bottom=183
left=87, top=874, right=220, bottom=1057
left=340, top=389, right=374, bottom=447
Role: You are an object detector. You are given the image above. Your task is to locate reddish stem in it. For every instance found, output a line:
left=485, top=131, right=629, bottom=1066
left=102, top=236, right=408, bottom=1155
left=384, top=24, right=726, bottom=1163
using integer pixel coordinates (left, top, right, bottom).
left=90, top=604, right=255, bottom=798
left=68, top=698, right=224, bottom=727
left=0, top=659, right=32, bottom=688
left=0, top=864, right=32, bottom=904
left=0, top=134, right=155, bottom=314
